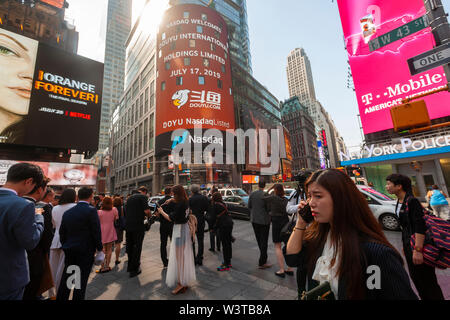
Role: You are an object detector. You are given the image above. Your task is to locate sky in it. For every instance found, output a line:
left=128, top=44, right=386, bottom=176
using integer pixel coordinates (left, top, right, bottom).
left=66, top=0, right=450, bottom=149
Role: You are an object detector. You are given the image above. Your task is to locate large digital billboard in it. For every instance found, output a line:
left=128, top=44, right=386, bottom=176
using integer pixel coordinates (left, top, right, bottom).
left=337, top=0, right=450, bottom=135
left=155, top=4, right=235, bottom=154
left=0, top=27, right=103, bottom=151
left=0, top=160, right=97, bottom=186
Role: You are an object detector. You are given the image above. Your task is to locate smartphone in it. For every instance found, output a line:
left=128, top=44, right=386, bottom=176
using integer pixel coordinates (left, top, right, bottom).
left=299, top=204, right=314, bottom=224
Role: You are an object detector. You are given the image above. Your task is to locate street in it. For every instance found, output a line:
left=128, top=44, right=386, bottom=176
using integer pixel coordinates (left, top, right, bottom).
left=85, top=218, right=450, bottom=300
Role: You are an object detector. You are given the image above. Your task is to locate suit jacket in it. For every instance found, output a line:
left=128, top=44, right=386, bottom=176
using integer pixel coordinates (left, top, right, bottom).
left=59, top=202, right=103, bottom=256
left=248, top=190, right=271, bottom=225
left=0, top=189, right=44, bottom=295
left=22, top=198, right=54, bottom=278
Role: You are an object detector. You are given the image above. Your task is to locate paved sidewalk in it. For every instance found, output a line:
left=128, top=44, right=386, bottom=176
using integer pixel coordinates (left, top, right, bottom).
left=85, top=219, right=450, bottom=300
left=86, top=219, right=299, bottom=300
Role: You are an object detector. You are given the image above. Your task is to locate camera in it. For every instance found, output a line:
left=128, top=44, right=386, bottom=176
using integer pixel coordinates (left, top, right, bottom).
left=299, top=204, right=314, bottom=224
left=149, top=202, right=160, bottom=212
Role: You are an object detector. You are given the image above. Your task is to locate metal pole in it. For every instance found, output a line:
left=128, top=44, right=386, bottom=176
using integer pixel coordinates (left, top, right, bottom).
left=424, top=0, right=450, bottom=84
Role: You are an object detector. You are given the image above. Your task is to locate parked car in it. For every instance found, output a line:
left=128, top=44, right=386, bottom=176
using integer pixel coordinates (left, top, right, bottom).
left=223, top=196, right=250, bottom=220
left=357, top=185, right=399, bottom=231
left=148, top=196, right=164, bottom=206
left=219, top=188, right=249, bottom=206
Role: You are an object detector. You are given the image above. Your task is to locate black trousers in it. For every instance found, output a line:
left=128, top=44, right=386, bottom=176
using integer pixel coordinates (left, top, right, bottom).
left=219, top=226, right=233, bottom=266
left=126, top=230, right=145, bottom=273
left=403, top=243, right=444, bottom=300
left=57, top=250, right=94, bottom=300
left=160, top=224, right=173, bottom=266
left=252, top=223, right=270, bottom=266
left=193, top=217, right=205, bottom=262
left=208, top=220, right=221, bottom=251
left=23, top=251, right=45, bottom=300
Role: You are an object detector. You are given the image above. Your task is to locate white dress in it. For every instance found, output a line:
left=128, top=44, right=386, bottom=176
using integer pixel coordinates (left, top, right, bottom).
left=166, top=207, right=196, bottom=288
left=49, top=203, right=76, bottom=294
left=312, top=235, right=340, bottom=299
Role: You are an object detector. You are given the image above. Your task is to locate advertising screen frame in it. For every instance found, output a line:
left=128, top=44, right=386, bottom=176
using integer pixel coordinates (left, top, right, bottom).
left=155, top=4, right=235, bottom=155
left=337, top=0, right=450, bottom=135
left=0, top=26, right=103, bottom=152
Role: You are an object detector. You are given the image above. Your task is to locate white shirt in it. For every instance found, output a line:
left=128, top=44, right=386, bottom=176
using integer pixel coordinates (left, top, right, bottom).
left=50, top=203, right=77, bottom=249
left=312, top=235, right=340, bottom=299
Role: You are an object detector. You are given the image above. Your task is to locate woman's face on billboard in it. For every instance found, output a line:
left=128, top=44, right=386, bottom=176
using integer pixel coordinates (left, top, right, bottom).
left=0, top=30, right=38, bottom=117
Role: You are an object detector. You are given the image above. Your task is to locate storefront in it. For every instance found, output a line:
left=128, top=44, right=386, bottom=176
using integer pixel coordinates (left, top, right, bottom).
left=340, top=133, right=450, bottom=201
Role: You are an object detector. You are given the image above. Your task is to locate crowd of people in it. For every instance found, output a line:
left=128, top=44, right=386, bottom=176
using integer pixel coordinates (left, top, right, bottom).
left=0, top=162, right=447, bottom=300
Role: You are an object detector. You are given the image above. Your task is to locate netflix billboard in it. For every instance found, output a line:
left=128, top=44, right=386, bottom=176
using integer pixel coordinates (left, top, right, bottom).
left=0, top=26, right=103, bottom=151
left=155, top=4, right=235, bottom=155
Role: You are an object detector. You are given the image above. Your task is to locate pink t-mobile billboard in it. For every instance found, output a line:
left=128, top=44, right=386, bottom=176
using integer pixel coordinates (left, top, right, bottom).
left=337, top=0, right=450, bottom=135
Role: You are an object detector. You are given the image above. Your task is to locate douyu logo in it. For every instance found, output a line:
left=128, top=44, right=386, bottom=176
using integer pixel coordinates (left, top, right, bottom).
left=172, top=90, right=191, bottom=109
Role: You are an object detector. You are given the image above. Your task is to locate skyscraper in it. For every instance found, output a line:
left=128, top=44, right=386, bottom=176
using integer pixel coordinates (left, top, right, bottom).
left=99, top=0, right=132, bottom=152
left=286, top=48, right=316, bottom=112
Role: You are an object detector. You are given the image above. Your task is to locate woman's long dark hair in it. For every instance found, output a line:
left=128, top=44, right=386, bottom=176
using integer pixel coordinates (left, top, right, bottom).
left=303, top=169, right=401, bottom=299
left=172, top=185, right=188, bottom=204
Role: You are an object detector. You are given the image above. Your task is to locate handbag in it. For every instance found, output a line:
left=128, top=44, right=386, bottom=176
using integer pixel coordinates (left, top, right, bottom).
left=281, top=213, right=297, bottom=243
left=300, top=281, right=336, bottom=300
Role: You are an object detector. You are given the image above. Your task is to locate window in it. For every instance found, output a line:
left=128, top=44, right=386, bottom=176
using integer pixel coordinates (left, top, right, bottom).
left=176, top=76, right=183, bottom=86
left=170, top=42, right=176, bottom=50
left=214, top=31, right=220, bottom=39
left=211, top=43, right=216, bottom=51
left=197, top=25, right=203, bottom=33
left=161, top=33, right=166, bottom=40
left=184, top=11, right=189, bottom=19
left=221, top=65, right=226, bottom=73
left=203, top=58, right=209, bottom=67
left=202, top=14, right=207, bottom=21
left=176, top=25, right=182, bottom=33
left=165, top=62, right=170, bottom=70
left=224, top=52, right=227, bottom=59
left=217, top=80, right=222, bottom=89
left=184, top=57, right=191, bottom=66
left=189, top=40, right=196, bottom=48
left=198, top=76, right=205, bottom=85
left=158, top=50, right=162, bottom=58
left=161, top=81, right=166, bottom=91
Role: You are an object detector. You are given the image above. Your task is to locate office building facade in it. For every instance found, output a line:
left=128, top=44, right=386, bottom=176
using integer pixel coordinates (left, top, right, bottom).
left=109, top=1, right=282, bottom=195
left=281, top=97, right=319, bottom=172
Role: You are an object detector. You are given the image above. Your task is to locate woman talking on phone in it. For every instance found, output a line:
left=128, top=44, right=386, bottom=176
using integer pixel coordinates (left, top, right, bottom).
left=284, top=169, right=417, bottom=300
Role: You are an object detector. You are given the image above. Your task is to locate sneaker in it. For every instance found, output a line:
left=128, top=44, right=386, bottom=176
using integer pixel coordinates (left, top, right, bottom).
left=217, top=264, right=230, bottom=271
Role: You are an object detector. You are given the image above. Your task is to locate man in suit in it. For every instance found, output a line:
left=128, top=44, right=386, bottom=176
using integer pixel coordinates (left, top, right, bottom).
left=157, top=187, right=174, bottom=268
left=22, top=177, right=54, bottom=300
left=189, top=185, right=209, bottom=266
left=0, top=163, right=45, bottom=300
left=125, top=186, right=150, bottom=277
left=57, top=187, right=103, bottom=300
left=248, top=181, right=272, bottom=269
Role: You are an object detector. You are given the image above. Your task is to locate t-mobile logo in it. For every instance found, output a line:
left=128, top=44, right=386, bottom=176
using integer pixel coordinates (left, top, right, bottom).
left=361, top=93, right=373, bottom=105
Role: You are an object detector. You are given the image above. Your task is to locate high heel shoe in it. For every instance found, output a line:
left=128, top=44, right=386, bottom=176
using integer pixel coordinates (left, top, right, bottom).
left=172, top=286, right=188, bottom=295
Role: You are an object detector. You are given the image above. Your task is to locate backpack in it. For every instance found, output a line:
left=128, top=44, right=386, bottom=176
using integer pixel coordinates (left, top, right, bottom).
left=407, top=201, right=450, bottom=269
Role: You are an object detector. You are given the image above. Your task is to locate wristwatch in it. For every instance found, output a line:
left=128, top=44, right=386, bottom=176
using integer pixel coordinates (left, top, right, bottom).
left=414, top=246, right=423, bottom=253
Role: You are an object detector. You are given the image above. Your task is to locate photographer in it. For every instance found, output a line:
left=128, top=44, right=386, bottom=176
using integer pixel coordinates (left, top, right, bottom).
left=286, top=170, right=313, bottom=215
left=284, top=169, right=417, bottom=300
